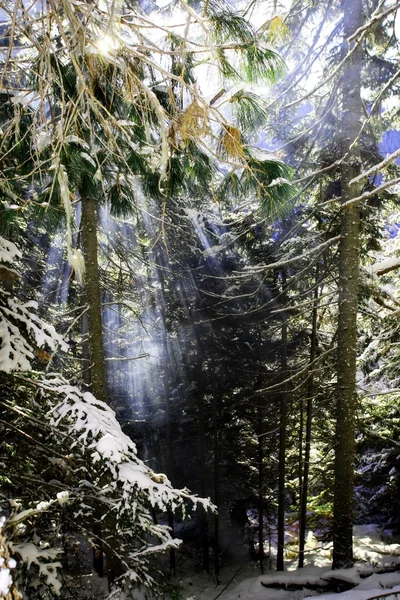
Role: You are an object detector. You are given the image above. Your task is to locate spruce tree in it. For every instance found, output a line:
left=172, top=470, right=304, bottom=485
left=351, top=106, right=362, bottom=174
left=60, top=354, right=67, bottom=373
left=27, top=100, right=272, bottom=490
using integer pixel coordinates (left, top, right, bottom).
left=332, top=0, right=363, bottom=569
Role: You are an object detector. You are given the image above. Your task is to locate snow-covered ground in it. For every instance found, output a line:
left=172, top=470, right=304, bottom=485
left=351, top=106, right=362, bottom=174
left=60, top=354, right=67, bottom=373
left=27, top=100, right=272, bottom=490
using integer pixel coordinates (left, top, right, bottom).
left=180, top=525, right=400, bottom=600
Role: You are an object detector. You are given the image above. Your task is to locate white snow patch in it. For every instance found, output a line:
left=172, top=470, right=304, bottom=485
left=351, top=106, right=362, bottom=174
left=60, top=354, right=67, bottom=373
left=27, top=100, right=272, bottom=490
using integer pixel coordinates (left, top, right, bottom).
left=181, top=524, right=400, bottom=600
left=0, top=517, right=15, bottom=597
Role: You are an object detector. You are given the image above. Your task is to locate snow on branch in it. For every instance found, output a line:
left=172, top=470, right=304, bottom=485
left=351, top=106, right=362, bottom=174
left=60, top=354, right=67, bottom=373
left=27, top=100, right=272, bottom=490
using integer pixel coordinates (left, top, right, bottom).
left=47, top=376, right=214, bottom=516
left=343, top=176, right=400, bottom=208
left=0, top=233, right=214, bottom=592
left=0, top=517, right=19, bottom=600
left=243, top=235, right=340, bottom=274
left=0, top=236, right=67, bottom=374
left=365, top=257, right=400, bottom=278
left=350, top=147, right=400, bottom=186
left=0, top=238, right=21, bottom=264
left=22, top=374, right=216, bottom=588
left=9, top=543, right=62, bottom=596
left=0, top=492, right=69, bottom=599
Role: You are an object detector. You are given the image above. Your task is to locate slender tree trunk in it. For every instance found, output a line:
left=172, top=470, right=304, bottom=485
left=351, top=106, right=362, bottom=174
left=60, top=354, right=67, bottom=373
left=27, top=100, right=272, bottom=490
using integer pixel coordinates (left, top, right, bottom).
left=277, top=271, right=288, bottom=572
left=212, top=372, right=220, bottom=579
left=298, top=271, right=319, bottom=568
left=157, top=268, right=177, bottom=577
left=80, top=197, right=107, bottom=405
left=80, top=197, right=123, bottom=586
left=298, top=396, right=304, bottom=517
left=257, top=405, right=265, bottom=574
left=332, top=0, right=363, bottom=569
left=198, top=392, right=209, bottom=573
left=164, top=364, right=176, bottom=576
left=92, top=521, right=104, bottom=578
left=164, top=344, right=176, bottom=574
left=81, top=310, right=91, bottom=387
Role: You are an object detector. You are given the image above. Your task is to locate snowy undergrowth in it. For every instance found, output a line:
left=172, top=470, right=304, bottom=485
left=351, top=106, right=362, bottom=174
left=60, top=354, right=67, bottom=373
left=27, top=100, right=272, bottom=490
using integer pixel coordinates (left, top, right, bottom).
left=180, top=525, right=400, bottom=600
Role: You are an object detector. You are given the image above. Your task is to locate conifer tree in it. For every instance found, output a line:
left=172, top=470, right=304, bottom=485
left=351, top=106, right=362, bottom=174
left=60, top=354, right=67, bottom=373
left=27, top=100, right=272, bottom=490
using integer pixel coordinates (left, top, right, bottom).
left=1, top=0, right=294, bottom=589
left=332, top=0, right=363, bottom=569
left=264, top=0, right=400, bottom=568
left=1, top=0, right=293, bottom=409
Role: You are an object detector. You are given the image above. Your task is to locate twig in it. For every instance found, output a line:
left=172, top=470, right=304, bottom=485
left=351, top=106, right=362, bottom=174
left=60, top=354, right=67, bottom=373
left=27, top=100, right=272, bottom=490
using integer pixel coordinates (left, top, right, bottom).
left=212, top=568, right=241, bottom=600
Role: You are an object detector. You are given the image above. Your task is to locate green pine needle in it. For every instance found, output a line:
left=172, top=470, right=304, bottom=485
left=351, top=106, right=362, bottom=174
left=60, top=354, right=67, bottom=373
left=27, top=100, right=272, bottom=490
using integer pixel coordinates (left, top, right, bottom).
left=183, top=141, right=214, bottom=189
left=215, top=48, right=240, bottom=80
left=210, top=12, right=255, bottom=45
left=217, top=171, right=243, bottom=202
left=241, top=151, right=296, bottom=219
left=230, top=90, right=268, bottom=132
left=109, top=183, right=136, bottom=217
left=241, top=44, right=284, bottom=83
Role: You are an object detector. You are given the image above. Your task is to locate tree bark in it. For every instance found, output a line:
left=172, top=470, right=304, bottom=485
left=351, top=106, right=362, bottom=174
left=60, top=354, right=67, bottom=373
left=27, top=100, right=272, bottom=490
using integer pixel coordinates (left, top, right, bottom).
left=80, top=197, right=107, bottom=405
left=212, top=371, right=220, bottom=579
left=80, top=197, right=123, bottom=586
left=159, top=271, right=176, bottom=577
left=298, top=270, right=319, bottom=568
left=298, top=395, right=304, bottom=527
left=277, top=270, right=288, bottom=572
left=332, top=0, right=363, bottom=569
left=164, top=363, right=176, bottom=577
left=198, top=391, right=210, bottom=573
left=81, top=310, right=91, bottom=388
left=258, top=405, right=265, bottom=574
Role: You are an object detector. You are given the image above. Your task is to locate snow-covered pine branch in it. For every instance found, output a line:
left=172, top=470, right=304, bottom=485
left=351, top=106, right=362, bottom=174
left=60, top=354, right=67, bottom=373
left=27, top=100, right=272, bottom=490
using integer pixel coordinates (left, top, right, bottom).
left=36, top=374, right=214, bottom=590
left=241, top=235, right=340, bottom=275
left=0, top=517, right=19, bottom=600
left=350, top=147, right=400, bottom=186
left=48, top=376, right=213, bottom=513
left=0, top=494, right=71, bottom=598
left=0, top=237, right=67, bottom=373
left=365, top=257, right=400, bottom=278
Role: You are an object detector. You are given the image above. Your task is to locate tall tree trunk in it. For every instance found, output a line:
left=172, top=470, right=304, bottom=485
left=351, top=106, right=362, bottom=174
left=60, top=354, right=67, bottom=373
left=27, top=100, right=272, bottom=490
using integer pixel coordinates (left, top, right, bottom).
left=298, top=270, right=319, bottom=568
left=212, top=370, right=220, bottom=579
left=332, top=0, right=363, bottom=569
left=277, top=270, right=288, bottom=572
left=80, top=197, right=123, bottom=586
left=159, top=273, right=176, bottom=577
left=298, top=395, right=304, bottom=521
left=164, top=359, right=176, bottom=576
left=156, top=265, right=177, bottom=576
left=80, top=197, right=107, bottom=405
left=81, top=310, right=91, bottom=388
left=198, top=393, right=210, bottom=573
left=257, top=405, right=265, bottom=574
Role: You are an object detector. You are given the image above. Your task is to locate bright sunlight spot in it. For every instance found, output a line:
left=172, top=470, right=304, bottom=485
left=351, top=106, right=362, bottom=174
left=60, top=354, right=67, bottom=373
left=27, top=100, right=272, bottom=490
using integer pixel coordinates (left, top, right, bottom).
left=95, top=33, right=120, bottom=56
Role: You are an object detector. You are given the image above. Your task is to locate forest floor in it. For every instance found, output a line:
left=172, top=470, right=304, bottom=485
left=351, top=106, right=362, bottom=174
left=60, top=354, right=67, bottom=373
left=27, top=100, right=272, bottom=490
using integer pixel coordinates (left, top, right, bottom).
left=179, top=525, right=400, bottom=600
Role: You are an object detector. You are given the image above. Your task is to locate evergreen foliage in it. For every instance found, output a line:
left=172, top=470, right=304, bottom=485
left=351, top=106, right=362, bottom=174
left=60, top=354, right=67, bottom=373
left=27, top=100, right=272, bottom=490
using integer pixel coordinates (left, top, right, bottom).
left=1, top=0, right=400, bottom=596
